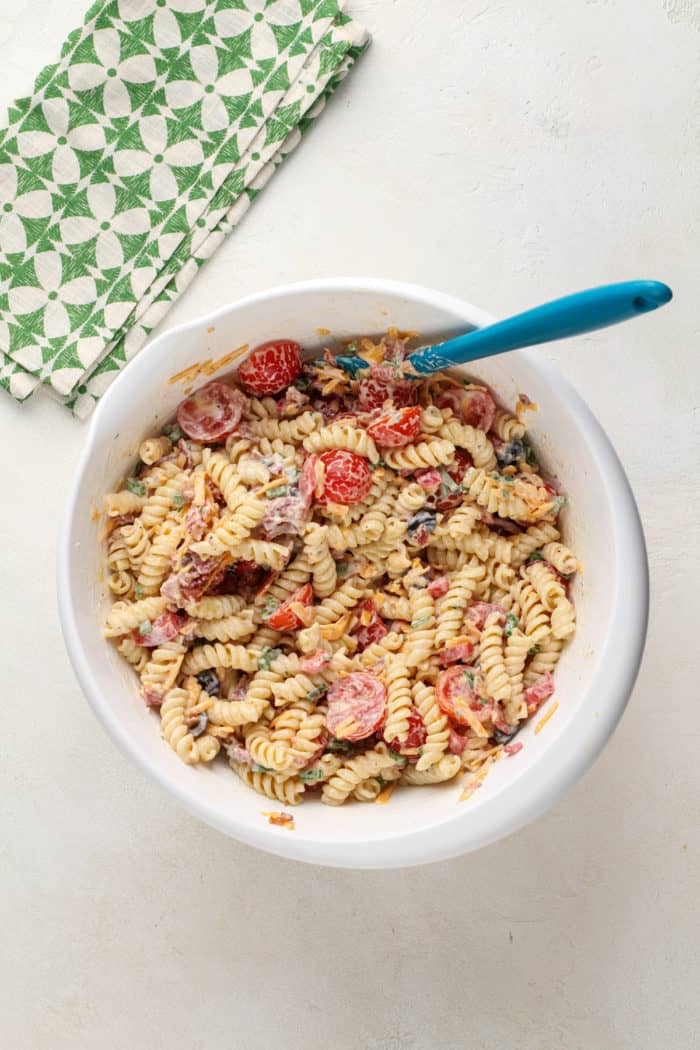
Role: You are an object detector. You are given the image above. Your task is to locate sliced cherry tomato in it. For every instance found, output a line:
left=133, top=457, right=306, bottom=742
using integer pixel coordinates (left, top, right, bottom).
left=358, top=364, right=416, bottom=411
left=435, top=449, right=473, bottom=511
left=326, top=672, right=387, bottom=741
left=367, top=405, right=422, bottom=449
left=266, top=582, right=313, bottom=631
left=435, top=665, right=479, bottom=726
left=435, top=386, right=496, bottom=431
left=238, top=339, right=302, bottom=396
left=176, top=381, right=246, bottom=442
left=524, top=671, right=555, bottom=715
left=299, top=651, right=331, bottom=674
left=319, top=449, right=372, bottom=505
left=352, top=599, right=389, bottom=652
left=133, top=611, right=185, bottom=648
left=386, top=707, right=427, bottom=751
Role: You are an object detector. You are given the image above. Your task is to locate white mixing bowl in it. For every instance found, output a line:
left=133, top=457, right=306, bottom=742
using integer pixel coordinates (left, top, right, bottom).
left=57, top=278, right=648, bottom=868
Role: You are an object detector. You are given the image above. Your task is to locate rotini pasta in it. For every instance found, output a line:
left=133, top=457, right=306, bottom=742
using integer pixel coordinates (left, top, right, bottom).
left=102, top=329, right=577, bottom=806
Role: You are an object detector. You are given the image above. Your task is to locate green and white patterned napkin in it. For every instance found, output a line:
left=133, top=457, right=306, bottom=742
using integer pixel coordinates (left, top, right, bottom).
left=0, top=0, right=368, bottom=417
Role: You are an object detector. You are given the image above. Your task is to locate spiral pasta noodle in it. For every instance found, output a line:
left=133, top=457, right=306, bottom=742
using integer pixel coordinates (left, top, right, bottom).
left=102, top=328, right=578, bottom=804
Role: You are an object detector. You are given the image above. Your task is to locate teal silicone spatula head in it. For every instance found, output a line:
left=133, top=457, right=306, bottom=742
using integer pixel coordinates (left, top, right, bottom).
left=406, top=280, right=672, bottom=374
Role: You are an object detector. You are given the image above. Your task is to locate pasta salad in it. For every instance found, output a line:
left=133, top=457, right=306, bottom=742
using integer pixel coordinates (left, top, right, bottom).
left=102, top=331, right=578, bottom=807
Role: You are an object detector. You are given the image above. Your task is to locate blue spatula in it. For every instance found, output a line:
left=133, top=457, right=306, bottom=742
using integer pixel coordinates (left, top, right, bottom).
left=335, top=281, right=672, bottom=376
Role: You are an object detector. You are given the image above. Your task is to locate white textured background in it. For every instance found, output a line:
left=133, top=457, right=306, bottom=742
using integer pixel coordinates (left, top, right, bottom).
left=1, top=1, right=698, bottom=1047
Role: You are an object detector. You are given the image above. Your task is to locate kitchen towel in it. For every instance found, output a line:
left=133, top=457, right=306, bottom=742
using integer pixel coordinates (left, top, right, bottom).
left=0, top=0, right=369, bottom=416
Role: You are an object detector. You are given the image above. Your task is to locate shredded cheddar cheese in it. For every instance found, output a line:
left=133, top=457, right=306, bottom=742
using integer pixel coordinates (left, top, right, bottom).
left=319, top=614, right=351, bottom=641
left=534, top=700, right=559, bottom=734
left=375, top=783, right=396, bottom=805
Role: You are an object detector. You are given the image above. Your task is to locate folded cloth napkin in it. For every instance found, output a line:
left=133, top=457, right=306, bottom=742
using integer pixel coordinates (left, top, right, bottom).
left=0, top=0, right=368, bottom=417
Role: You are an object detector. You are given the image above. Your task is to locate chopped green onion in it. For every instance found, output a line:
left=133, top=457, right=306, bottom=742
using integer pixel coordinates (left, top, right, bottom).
left=326, top=738, right=352, bottom=754
left=265, top=485, right=287, bottom=499
left=523, top=442, right=538, bottom=467
left=138, top=619, right=152, bottom=637
left=134, top=583, right=144, bottom=599
left=127, top=477, right=145, bottom=497
left=164, top=423, right=183, bottom=443
left=258, top=646, right=281, bottom=670
left=552, top=494, right=569, bottom=512
left=172, top=491, right=185, bottom=509
left=528, top=551, right=544, bottom=562
left=463, top=669, right=474, bottom=688
left=261, top=597, right=279, bottom=621
left=251, top=763, right=274, bottom=774
left=410, top=614, right=432, bottom=629
left=299, top=767, right=325, bottom=782
left=388, top=750, right=407, bottom=764
left=306, top=685, right=327, bottom=702
left=528, top=645, right=541, bottom=657
left=504, top=612, right=519, bottom=637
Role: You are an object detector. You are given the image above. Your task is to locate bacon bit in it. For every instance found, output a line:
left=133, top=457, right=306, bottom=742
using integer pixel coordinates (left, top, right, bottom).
left=319, top=614, right=352, bottom=641
left=375, top=783, right=396, bottom=805
left=534, top=701, right=559, bottom=734
left=504, top=742, right=523, bottom=756
left=263, top=811, right=295, bottom=830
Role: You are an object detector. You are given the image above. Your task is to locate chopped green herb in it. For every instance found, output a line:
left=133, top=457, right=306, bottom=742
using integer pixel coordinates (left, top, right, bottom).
left=370, top=458, right=386, bottom=471
left=388, top=751, right=407, bottom=764
left=164, top=423, right=183, bottom=443
left=306, top=685, right=327, bottom=702
left=261, top=597, right=279, bottom=621
left=376, top=774, right=388, bottom=787
left=528, top=645, right=541, bottom=657
left=462, top=669, right=475, bottom=688
left=299, top=767, right=324, bottom=782
left=265, top=485, right=287, bottom=499
left=411, top=614, right=432, bottom=629
left=327, top=738, right=352, bottom=754
left=293, top=375, right=312, bottom=392
left=127, top=477, right=145, bottom=497
left=552, top=494, right=569, bottom=512
left=172, top=491, right=185, bottom=509
left=137, top=619, right=152, bottom=637
left=133, top=460, right=144, bottom=477
left=438, top=467, right=460, bottom=498
left=251, top=763, right=274, bottom=774
left=500, top=474, right=515, bottom=485
left=504, top=612, right=519, bottom=637
left=528, top=551, right=544, bottom=562
left=449, top=604, right=462, bottom=610
left=134, top=583, right=144, bottom=599
left=523, top=442, right=538, bottom=467
left=257, top=646, right=281, bottom=670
